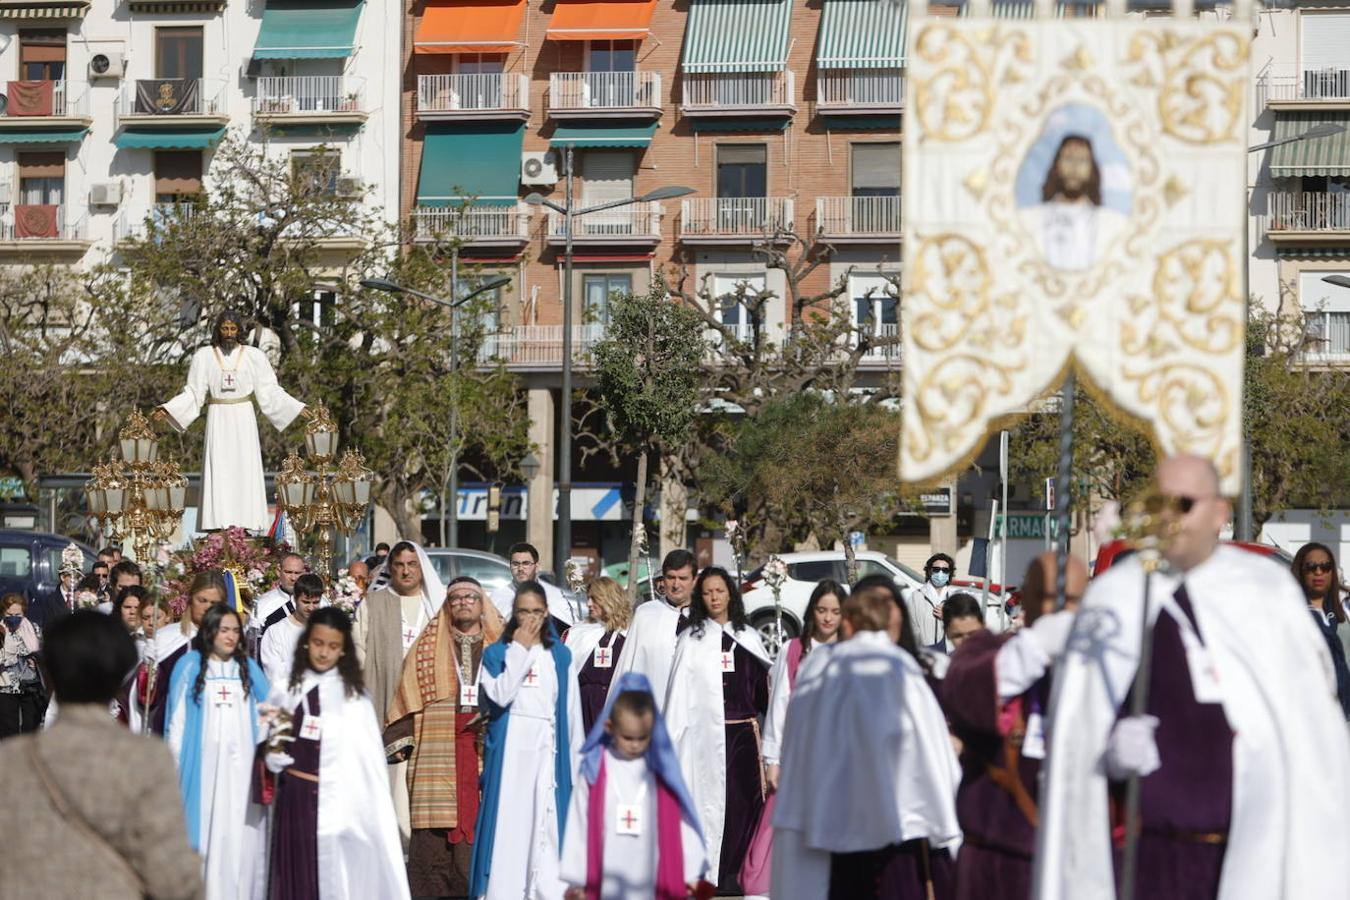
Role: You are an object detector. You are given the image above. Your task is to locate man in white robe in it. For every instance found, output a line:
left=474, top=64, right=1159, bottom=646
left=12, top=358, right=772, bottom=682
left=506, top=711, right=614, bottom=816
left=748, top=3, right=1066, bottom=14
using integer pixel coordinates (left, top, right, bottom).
left=155, top=310, right=309, bottom=533
left=1034, top=455, right=1350, bottom=900
left=259, top=573, right=322, bottom=687
left=488, top=541, right=578, bottom=628
left=608, top=549, right=698, bottom=708
left=353, top=540, right=444, bottom=844
left=772, top=580, right=962, bottom=900
left=249, top=552, right=308, bottom=639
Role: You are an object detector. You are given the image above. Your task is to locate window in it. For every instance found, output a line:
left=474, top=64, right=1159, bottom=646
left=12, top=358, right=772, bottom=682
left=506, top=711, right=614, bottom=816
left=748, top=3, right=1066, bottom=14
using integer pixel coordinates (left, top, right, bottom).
left=156, top=27, right=204, bottom=79
left=587, top=41, right=641, bottom=106
left=851, top=143, right=900, bottom=198
left=588, top=40, right=636, bottom=73
left=453, top=54, right=506, bottom=108
left=1300, top=270, right=1350, bottom=359
left=291, top=150, right=340, bottom=196
left=19, top=30, right=65, bottom=81
left=294, top=290, right=336, bottom=329
left=18, top=152, right=63, bottom=205
left=583, top=273, right=632, bottom=325
left=0, top=546, right=31, bottom=578
left=851, top=274, right=898, bottom=336
left=455, top=53, right=506, bottom=75
left=582, top=149, right=635, bottom=234
left=154, top=151, right=202, bottom=203
left=716, top=144, right=767, bottom=199
left=787, top=560, right=842, bottom=583
left=713, top=273, right=765, bottom=341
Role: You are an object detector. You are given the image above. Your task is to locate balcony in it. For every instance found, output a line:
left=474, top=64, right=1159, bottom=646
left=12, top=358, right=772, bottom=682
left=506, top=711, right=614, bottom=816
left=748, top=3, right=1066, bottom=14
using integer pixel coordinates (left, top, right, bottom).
left=253, top=76, right=367, bottom=125
left=116, top=79, right=229, bottom=128
left=411, top=203, right=531, bottom=247
left=0, top=80, right=91, bottom=129
left=1261, top=192, right=1350, bottom=245
left=416, top=73, right=530, bottom=121
left=816, top=69, right=904, bottom=115
left=546, top=202, right=663, bottom=246
left=856, top=322, right=901, bottom=366
left=1258, top=66, right=1350, bottom=110
left=0, top=205, right=90, bottom=256
left=548, top=72, right=662, bottom=119
left=1301, top=311, right=1350, bottom=366
left=115, top=202, right=198, bottom=244
left=680, top=71, right=795, bottom=117
left=679, top=197, right=794, bottom=243
left=815, top=196, right=901, bottom=243
left=479, top=324, right=606, bottom=369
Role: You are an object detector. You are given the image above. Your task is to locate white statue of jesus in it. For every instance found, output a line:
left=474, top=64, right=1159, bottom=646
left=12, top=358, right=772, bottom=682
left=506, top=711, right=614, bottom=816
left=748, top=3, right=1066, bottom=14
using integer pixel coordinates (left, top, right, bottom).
left=154, top=311, right=310, bottom=532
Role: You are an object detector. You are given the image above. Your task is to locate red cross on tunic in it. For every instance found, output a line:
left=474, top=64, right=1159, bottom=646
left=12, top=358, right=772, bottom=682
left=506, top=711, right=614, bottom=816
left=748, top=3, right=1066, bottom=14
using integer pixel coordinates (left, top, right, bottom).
left=595, top=647, right=611, bottom=667
left=215, top=685, right=232, bottom=703
left=222, top=372, right=237, bottom=390
left=721, top=652, right=734, bottom=669
left=620, top=808, right=638, bottom=830
left=524, top=666, right=539, bottom=685
left=402, top=627, right=418, bottom=644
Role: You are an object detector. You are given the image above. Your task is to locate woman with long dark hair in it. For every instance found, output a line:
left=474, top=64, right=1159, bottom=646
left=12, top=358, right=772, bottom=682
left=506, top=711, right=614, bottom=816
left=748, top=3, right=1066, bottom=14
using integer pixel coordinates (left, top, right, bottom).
left=1293, top=543, right=1350, bottom=718
left=470, top=581, right=583, bottom=900
left=265, top=607, right=409, bottom=898
left=166, top=602, right=270, bottom=900
left=664, top=565, right=771, bottom=893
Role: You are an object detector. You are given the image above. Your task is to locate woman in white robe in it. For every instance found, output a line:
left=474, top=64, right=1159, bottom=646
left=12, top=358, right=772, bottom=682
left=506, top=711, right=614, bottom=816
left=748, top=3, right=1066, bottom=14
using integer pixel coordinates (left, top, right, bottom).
left=166, top=602, right=270, bottom=900
left=157, top=311, right=307, bottom=533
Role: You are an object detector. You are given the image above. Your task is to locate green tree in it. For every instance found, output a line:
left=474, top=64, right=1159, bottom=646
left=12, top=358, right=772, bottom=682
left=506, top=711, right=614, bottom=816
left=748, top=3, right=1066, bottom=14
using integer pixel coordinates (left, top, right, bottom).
left=592, top=283, right=706, bottom=594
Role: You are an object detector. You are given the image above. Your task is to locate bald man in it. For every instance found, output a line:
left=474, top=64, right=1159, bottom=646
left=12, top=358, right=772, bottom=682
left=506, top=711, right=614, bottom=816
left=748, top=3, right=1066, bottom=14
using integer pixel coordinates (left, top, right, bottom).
left=1034, top=455, right=1350, bottom=900
left=940, top=551, right=1088, bottom=900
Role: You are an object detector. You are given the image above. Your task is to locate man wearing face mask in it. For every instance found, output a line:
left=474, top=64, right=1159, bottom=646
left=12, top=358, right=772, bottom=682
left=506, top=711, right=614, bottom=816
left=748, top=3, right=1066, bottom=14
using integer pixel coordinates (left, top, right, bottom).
left=906, top=553, right=957, bottom=647
left=153, top=310, right=311, bottom=533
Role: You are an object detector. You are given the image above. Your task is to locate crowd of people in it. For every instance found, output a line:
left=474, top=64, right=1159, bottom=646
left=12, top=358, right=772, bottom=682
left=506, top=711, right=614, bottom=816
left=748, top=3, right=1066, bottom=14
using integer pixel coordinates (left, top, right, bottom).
left=3, top=454, right=1350, bottom=900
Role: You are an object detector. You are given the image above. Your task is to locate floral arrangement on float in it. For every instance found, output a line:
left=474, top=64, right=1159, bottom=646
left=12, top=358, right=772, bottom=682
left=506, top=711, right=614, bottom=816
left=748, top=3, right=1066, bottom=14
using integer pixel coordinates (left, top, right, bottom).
left=153, top=526, right=292, bottom=617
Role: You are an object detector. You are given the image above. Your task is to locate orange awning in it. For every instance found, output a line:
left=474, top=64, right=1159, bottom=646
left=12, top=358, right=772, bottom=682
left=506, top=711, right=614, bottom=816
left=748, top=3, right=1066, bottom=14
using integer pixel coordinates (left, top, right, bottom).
left=414, top=0, right=526, bottom=54
left=545, top=0, right=658, bottom=40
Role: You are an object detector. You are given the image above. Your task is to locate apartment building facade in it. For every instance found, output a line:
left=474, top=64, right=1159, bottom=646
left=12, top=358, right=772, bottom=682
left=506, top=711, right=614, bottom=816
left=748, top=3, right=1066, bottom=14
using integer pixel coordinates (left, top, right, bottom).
left=0, top=0, right=401, bottom=265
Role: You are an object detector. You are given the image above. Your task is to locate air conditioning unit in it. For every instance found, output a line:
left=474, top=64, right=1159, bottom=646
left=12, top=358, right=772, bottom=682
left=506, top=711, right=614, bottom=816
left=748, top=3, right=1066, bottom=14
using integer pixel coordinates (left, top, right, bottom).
left=88, top=52, right=126, bottom=80
left=0, top=182, right=10, bottom=206
left=335, top=176, right=364, bottom=198
left=90, top=182, right=123, bottom=206
left=521, top=151, right=557, bottom=186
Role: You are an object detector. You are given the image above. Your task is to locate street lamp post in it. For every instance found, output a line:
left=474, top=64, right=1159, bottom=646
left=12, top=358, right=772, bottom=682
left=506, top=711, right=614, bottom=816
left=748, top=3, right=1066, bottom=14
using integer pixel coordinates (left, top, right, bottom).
left=525, top=161, right=694, bottom=574
left=362, top=273, right=510, bottom=548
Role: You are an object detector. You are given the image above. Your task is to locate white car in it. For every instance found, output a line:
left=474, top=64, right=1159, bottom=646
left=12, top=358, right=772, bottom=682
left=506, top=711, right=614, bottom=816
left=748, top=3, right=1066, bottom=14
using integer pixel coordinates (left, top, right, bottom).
left=737, top=551, right=927, bottom=657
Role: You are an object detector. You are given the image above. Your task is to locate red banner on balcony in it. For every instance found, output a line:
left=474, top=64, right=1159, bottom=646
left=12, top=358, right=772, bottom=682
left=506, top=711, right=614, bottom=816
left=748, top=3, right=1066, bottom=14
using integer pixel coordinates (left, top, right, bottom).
left=6, top=80, right=54, bottom=117
left=15, top=204, right=59, bottom=238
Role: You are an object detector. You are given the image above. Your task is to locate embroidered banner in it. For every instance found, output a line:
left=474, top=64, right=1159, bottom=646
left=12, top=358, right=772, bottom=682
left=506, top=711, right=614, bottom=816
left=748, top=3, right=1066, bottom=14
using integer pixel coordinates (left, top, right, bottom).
left=15, top=204, right=60, bottom=238
left=900, top=14, right=1250, bottom=494
left=134, top=78, right=200, bottom=115
left=6, top=80, right=54, bottom=117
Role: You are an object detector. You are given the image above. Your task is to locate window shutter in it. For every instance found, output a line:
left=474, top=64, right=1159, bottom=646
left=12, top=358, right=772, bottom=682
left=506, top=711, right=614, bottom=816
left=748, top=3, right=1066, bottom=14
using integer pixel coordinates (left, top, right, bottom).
left=717, top=144, right=767, bottom=165
left=851, top=142, right=901, bottom=192
left=19, top=30, right=67, bottom=64
left=18, top=151, right=64, bottom=179
left=581, top=149, right=634, bottom=206
left=154, top=151, right=203, bottom=194
left=1301, top=13, right=1350, bottom=72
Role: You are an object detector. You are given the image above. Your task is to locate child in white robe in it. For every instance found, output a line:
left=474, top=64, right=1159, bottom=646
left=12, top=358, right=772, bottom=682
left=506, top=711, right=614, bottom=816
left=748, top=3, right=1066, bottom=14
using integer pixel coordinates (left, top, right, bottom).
left=561, top=672, right=709, bottom=900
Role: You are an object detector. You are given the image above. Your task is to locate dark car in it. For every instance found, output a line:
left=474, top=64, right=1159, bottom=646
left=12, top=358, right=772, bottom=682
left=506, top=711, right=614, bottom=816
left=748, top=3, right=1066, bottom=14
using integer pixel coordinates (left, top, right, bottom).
left=0, top=529, right=97, bottom=627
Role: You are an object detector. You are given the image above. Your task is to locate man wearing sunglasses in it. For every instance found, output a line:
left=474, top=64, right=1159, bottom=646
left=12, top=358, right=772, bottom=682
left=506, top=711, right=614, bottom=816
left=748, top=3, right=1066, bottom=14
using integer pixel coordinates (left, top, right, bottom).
left=1035, top=454, right=1350, bottom=900
left=905, top=553, right=958, bottom=647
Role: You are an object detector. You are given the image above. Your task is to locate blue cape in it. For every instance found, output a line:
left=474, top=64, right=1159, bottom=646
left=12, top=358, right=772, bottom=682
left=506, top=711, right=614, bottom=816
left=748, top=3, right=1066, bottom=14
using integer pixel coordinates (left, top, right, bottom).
left=469, top=627, right=575, bottom=898
left=578, top=671, right=704, bottom=840
left=166, top=650, right=270, bottom=851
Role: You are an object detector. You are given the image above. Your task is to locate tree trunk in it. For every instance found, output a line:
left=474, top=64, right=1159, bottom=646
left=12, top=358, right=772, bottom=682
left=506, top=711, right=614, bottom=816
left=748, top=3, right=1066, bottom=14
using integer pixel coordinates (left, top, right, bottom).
left=657, top=455, right=689, bottom=559
left=627, top=450, right=648, bottom=598
left=842, top=518, right=859, bottom=585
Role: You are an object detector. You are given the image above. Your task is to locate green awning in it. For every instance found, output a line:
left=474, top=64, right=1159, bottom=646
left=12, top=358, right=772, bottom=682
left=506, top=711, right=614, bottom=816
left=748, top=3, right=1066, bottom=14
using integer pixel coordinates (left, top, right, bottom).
left=816, top=0, right=907, bottom=69
left=550, top=123, right=657, bottom=147
left=819, top=114, right=901, bottom=129
left=114, top=127, right=226, bottom=150
left=681, top=0, right=792, bottom=73
left=689, top=117, right=790, bottom=132
left=0, top=127, right=87, bottom=143
left=416, top=122, right=523, bottom=207
left=253, top=0, right=363, bottom=59
left=1270, top=113, right=1350, bottom=178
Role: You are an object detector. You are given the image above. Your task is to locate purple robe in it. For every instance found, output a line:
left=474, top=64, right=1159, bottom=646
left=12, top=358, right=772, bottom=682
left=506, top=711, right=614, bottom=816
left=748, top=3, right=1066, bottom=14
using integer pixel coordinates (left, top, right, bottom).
left=940, top=629, right=1045, bottom=900
left=829, top=840, right=956, bottom=900
left=270, top=686, right=322, bottom=899
left=718, top=632, right=769, bottom=893
left=577, top=631, right=626, bottom=734
left=1112, top=585, right=1234, bottom=898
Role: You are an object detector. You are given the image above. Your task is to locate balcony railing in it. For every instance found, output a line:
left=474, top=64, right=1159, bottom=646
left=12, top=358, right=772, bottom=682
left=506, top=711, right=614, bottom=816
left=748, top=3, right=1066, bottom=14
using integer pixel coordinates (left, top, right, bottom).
left=479, top=324, right=606, bottom=367
left=116, top=202, right=199, bottom=243
left=412, top=203, right=530, bottom=243
left=546, top=202, right=662, bottom=241
left=0, top=80, right=85, bottom=118
left=549, top=71, right=661, bottom=113
left=417, top=73, right=529, bottom=115
left=253, top=76, right=364, bottom=116
left=858, top=322, right=901, bottom=361
left=1257, top=66, right=1350, bottom=107
left=816, top=196, right=902, bottom=238
left=680, top=197, right=794, bottom=239
left=1262, top=191, right=1350, bottom=237
left=1302, top=312, right=1350, bottom=364
left=816, top=69, right=904, bottom=110
left=0, top=205, right=84, bottom=241
left=116, top=79, right=226, bottom=123
left=681, top=71, right=795, bottom=112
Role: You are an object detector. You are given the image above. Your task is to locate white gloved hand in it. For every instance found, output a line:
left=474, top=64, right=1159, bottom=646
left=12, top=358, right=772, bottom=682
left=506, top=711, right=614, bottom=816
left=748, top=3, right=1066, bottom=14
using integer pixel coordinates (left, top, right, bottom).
left=264, top=751, right=295, bottom=774
left=1104, top=715, right=1161, bottom=780
left=1026, top=609, right=1076, bottom=659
